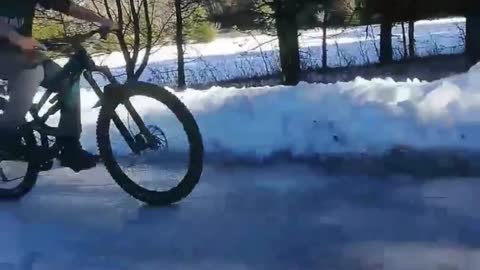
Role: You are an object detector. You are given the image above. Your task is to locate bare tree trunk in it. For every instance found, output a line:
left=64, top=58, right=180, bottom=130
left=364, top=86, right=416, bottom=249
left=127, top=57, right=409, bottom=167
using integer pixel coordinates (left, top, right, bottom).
left=401, top=22, right=408, bottom=59
left=134, top=0, right=154, bottom=81
left=175, top=0, right=186, bottom=89
left=274, top=0, right=300, bottom=85
left=109, top=0, right=135, bottom=80
left=98, top=0, right=159, bottom=81
left=466, top=16, right=480, bottom=66
left=408, top=20, right=415, bottom=58
left=379, top=19, right=393, bottom=64
left=321, top=12, right=328, bottom=69
left=129, top=0, right=141, bottom=79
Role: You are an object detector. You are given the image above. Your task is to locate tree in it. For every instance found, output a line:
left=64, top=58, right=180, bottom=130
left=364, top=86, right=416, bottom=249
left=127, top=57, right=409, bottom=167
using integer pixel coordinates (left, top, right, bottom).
left=401, top=22, right=407, bottom=58
left=175, top=0, right=186, bottom=89
left=317, top=0, right=358, bottom=69
left=89, top=0, right=176, bottom=81
left=408, top=20, right=415, bottom=58
left=321, top=9, right=328, bottom=68
left=466, top=16, right=480, bottom=66
left=33, top=1, right=89, bottom=45
left=366, top=0, right=393, bottom=64
left=174, top=1, right=215, bottom=89
left=253, top=0, right=338, bottom=85
left=273, top=0, right=301, bottom=85
left=315, top=2, right=334, bottom=69
left=400, top=20, right=415, bottom=59
left=252, top=0, right=300, bottom=85
left=406, top=1, right=415, bottom=59
left=379, top=19, right=392, bottom=64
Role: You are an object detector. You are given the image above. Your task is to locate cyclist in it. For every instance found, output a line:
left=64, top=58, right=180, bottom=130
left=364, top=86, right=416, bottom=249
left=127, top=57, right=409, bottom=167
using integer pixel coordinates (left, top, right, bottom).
left=0, top=0, right=117, bottom=172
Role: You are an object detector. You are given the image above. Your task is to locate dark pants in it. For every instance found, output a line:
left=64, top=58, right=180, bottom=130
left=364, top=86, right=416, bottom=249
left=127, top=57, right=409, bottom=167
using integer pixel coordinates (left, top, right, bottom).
left=43, top=59, right=82, bottom=138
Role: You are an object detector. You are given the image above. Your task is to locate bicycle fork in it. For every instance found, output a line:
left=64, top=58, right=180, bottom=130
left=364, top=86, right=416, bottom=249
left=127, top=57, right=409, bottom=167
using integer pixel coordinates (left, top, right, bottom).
left=85, top=72, right=157, bottom=155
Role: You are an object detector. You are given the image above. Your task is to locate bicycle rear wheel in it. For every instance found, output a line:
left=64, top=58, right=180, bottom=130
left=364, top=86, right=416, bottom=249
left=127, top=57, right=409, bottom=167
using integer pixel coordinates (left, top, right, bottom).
left=96, top=82, right=203, bottom=206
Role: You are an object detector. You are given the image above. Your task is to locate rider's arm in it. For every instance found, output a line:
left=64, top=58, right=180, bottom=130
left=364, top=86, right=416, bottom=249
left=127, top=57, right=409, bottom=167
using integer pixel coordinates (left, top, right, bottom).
left=67, top=4, right=113, bottom=26
left=38, top=0, right=114, bottom=27
left=0, top=21, right=39, bottom=50
left=0, top=21, right=21, bottom=42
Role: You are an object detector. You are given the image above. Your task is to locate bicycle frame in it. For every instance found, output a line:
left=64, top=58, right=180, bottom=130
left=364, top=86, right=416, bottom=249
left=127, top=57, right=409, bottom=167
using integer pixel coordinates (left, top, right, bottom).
left=27, top=46, right=156, bottom=160
left=28, top=48, right=104, bottom=135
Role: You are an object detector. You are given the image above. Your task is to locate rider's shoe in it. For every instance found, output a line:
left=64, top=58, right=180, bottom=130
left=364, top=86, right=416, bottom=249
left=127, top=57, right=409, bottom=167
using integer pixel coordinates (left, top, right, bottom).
left=0, top=129, right=25, bottom=159
left=57, top=137, right=100, bottom=173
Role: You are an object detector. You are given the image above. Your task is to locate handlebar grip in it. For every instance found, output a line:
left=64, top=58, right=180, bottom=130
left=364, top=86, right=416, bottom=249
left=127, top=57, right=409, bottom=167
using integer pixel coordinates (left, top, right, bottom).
left=34, top=44, right=48, bottom=52
left=98, top=27, right=111, bottom=40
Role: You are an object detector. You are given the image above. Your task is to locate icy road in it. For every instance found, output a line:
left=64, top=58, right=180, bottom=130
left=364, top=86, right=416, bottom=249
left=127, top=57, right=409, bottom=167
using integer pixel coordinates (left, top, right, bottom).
left=1, top=162, right=480, bottom=270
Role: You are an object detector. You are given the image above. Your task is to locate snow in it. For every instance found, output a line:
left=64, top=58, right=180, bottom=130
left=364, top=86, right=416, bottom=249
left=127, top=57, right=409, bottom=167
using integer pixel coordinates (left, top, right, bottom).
left=85, top=17, right=466, bottom=86
left=175, top=64, right=480, bottom=158
left=44, top=60, right=475, bottom=161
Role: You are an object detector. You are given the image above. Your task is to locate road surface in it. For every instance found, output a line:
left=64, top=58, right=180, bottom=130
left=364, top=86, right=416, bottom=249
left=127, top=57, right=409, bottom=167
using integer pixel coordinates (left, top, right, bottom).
left=1, top=162, right=480, bottom=270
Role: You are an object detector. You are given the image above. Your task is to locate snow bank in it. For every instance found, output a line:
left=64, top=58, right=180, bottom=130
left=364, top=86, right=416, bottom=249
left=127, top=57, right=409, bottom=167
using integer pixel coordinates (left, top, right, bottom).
left=66, top=62, right=480, bottom=161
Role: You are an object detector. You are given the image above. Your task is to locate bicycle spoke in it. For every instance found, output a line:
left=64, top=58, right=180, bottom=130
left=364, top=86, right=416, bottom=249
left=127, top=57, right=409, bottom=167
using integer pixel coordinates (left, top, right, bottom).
left=123, top=99, right=156, bottom=144
left=111, top=111, right=139, bottom=154
left=2, top=176, right=24, bottom=183
left=0, top=167, right=8, bottom=182
left=0, top=160, right=30, bottom=189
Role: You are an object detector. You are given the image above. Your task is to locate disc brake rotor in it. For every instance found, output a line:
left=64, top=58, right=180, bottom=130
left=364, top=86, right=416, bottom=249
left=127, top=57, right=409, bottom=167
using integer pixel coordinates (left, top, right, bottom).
left=147, top=125, right=168, bottom=150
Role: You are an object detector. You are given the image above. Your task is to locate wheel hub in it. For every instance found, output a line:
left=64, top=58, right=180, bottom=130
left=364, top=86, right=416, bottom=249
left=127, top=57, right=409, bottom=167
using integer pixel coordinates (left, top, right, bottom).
left=134, top=125, right=168, bottom=152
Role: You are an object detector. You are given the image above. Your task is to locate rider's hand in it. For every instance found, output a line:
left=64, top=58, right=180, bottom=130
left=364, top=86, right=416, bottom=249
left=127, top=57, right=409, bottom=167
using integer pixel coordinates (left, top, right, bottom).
left=8, top=33, right=42, bottom=51
left=99, top=19, right=119, bottom=31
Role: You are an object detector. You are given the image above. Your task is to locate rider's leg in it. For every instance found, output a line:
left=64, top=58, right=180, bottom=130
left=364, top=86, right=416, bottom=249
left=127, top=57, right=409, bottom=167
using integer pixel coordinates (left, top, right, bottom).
left=0, top=52, right=44, bottom=153
left=42, top=60, right=98, bottom=172
left=0, top=54, right=44, bottom=128
left=2, top=66, right=44, bottom=129
left=42, top=60, right=82, bottom=138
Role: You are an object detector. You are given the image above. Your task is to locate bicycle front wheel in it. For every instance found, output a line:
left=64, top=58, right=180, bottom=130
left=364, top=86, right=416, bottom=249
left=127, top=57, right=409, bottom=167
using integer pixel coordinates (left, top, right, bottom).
left=0, top=127, right=39, bottom=200
left=96, top=82, right=203, bottom=206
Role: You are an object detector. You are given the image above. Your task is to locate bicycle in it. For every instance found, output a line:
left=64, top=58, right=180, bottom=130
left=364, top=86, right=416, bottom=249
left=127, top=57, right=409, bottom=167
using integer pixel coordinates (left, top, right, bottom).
left=0, top=28, right=204, bottom=206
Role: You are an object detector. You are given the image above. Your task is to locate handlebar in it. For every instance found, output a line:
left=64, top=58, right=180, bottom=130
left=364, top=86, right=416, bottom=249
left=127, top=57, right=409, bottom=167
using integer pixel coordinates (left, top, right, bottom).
left=38, top=27, right=113, bottom=52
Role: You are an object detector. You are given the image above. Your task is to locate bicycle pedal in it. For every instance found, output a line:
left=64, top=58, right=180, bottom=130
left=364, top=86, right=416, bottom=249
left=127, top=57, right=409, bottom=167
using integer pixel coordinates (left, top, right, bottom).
left=0, top=149, right=28, bottom=162
left=0, top=96, right=7, bottom=110
left=0, top=155, right=18, bottom=162
left=39, top=160, right=54, bottom=171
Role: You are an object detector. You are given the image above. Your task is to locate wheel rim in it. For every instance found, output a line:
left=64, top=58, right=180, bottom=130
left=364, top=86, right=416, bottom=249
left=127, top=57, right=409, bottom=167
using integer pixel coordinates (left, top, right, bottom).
left=0, top=159, right=30, bottom=191
left=106, top=93, right=193, bottom=193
